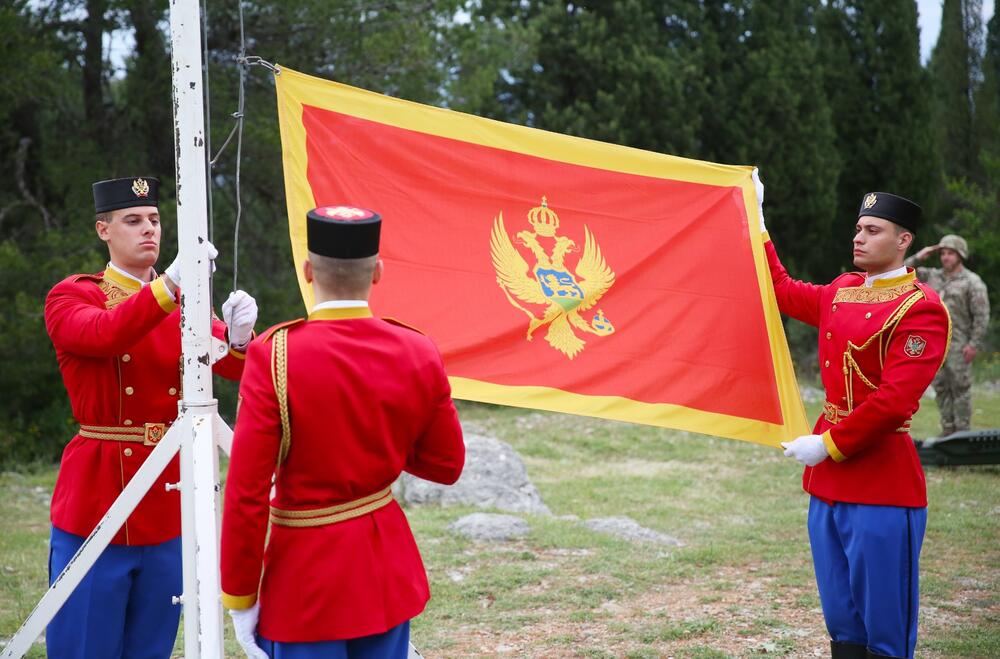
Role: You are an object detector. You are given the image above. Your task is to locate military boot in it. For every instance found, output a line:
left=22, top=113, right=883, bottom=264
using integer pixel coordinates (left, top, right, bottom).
left=866, top=650, right=905, bottom=659
left=830, top=640, right=867, bottom=659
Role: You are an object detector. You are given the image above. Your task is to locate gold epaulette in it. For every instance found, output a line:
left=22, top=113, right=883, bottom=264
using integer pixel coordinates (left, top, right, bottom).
left=382, top=316, right=425, bottom=335
left=261, top=318, right=305, bottom=343
left=72, top=272, right=105, bottom=283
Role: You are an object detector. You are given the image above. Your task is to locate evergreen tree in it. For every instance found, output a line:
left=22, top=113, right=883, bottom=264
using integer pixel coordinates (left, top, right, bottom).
left=719, top=0, right=840, bottom=282
left=929, top=0, right=985, bottom=183
left=974, top=11, right=1000, bottom=159
left=694, top=0, right=750, bottom=164
left=470, top=0, right=707, bottom=155
left=817, top=0, right=937, bottom=242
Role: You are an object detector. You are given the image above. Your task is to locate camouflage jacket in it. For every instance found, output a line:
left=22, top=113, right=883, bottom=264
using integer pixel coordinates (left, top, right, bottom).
left=904, top=258, right=990, bottom=349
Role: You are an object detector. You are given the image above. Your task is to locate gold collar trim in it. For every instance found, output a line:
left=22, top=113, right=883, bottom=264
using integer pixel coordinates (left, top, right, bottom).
left=308, top=307, right=373, bottom=321
left=102, top=267, right=144, bottom=292
left=870, top=270, right=916, bottom=288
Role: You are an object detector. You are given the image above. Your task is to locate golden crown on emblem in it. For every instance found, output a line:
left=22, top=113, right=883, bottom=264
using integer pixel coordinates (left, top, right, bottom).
left=527, top=196, right=560, bottom=237
left=863, top=192, right=877, bottom=210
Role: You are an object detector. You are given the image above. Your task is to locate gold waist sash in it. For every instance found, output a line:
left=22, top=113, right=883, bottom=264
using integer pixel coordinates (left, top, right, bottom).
left=269, top=486, right=394, bottom=528
left=822, top=402, right=911, bottom=434
left=79, top=423, right=168, bottom=446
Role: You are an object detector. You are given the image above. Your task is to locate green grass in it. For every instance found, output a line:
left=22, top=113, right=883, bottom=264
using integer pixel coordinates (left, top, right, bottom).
left=1, top=387, right=998, bottom=657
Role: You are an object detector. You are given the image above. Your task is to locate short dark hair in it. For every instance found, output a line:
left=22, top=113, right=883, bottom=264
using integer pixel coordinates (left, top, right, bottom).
left=96, top=212, right=112, bottom=224
left=309, top=253, right=378, bottom=296
left=892, top=223, right=916, bottom=253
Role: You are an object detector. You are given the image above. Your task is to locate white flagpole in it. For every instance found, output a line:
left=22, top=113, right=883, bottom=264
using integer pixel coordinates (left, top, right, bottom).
left=168, top=0, right=225, bottom=656
left=2, top=4, right=226, bottom=658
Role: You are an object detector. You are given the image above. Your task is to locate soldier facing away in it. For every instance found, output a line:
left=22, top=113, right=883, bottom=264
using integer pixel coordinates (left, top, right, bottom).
left=220, top=205, right=465, bottom=658
left=905, top=234, right=990, bottom=435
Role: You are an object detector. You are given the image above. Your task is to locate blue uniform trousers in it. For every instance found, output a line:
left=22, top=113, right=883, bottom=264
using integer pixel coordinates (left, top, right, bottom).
left=46, top=526, right=182, bottom=659
left=808, top=497, right=926, bottom=658
left=257, top=621, right=410, bottom=658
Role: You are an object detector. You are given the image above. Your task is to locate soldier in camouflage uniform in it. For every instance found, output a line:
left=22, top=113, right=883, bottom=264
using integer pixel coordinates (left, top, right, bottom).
left=905, top=234, right=990, bottom=435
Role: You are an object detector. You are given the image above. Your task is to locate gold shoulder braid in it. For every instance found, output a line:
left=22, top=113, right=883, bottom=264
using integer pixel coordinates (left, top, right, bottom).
left=270, top=327, right=292, bottom=465
left=842, top=290, right=924, bottom=412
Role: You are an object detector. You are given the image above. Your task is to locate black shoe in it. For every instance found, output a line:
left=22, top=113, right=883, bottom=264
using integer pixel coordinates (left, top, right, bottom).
left=866, top=650, right=904, bottom=659
left=830, top=640, right=867, bottom=659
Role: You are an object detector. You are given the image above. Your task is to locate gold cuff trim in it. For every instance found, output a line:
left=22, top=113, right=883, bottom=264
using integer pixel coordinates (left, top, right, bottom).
left=79, top=423, right=168, bottom=446
left=762, top=230, right=770, bottom=242
left=270, top=486, right=393, bottom=528
left=228, top=346, right=247, bottom=360
left=308, top=307, right=373, bottom=321
left=221, top=592, right=258, bottom=609
left=821, top=430, right=846, bottom=462
left=151, top=278, right=178, bottom=313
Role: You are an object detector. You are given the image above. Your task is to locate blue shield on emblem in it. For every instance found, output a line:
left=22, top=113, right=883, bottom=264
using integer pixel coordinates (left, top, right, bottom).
left=536, top=267, right=584, bottom=311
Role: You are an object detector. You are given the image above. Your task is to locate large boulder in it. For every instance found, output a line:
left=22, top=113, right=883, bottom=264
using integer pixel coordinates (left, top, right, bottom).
left=585, top=516, right=682, bottom=546
left=397, top=430, right=550, bottom=515
left=447, top=513, right=531, bottom=542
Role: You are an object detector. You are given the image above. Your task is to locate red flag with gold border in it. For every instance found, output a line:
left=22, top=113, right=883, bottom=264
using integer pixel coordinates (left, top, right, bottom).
left=274, top=67, right=809, bottom=446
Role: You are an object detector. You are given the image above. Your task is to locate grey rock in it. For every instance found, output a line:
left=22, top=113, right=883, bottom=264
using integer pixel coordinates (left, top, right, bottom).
left=448, top=513, right=531, bottom=542
left=585, top=516, right=682, bottom=546
left=398, top=431, right=550, bottom=515
left=799, top=385, right=825, bottom=404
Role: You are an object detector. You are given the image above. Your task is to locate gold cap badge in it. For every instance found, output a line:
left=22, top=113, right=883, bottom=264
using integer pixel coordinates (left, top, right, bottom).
left=132, top=178, right=150, bottom=198
left=863, top=193, right=877, bottom=210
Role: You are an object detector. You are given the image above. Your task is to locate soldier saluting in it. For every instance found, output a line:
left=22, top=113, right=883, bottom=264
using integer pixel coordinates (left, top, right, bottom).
left=905, top=234, right=990, bottom=436
left=758, top=178, right=950, bottom=659
left=220, top=205, right=465, bottom=658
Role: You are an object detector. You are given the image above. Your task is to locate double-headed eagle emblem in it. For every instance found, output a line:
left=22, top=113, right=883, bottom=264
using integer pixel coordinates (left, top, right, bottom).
left=131, top=178, right=150, bottom=198
left=490, top=197, right=615, bottom=359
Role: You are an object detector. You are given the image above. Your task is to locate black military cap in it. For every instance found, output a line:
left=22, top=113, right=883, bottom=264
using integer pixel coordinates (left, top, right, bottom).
left=857, top=192, right=921, bottom=233
left=93, top=177, right=159, bottom=213
left=307, top=206, right=381, bottom=258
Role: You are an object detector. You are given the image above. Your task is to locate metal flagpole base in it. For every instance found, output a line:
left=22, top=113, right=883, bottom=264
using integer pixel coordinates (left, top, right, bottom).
left=0, top=424, right=184, bottom=659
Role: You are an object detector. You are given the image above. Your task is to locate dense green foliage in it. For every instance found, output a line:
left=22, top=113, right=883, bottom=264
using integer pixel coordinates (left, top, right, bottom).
left=1, top=0, right=997, bottom=467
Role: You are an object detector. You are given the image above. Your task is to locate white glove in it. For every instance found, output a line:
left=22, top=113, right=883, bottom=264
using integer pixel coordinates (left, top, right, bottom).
left=752, top=167, right=766, bottom=234
left=163, top=240, right=218, bottom=289
left=229, top=604, right=268, bottom=659
left=781, top=434, right=829, bottom=467
left=222, top=290, right=258, bottom=349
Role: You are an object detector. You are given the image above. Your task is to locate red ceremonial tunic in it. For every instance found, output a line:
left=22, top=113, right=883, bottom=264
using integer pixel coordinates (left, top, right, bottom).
left=766, top=238, right=950, bottom=507
left=44, top=267, right=246, bottom=545
left=220, top=306, right=465, bottom=642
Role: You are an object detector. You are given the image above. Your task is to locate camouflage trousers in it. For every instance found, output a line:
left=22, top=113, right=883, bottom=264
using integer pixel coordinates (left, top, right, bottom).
left=933, top=346, right=973, bottom=435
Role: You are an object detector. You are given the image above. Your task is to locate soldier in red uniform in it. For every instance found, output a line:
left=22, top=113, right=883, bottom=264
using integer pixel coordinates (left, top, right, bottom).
left=220, top=205, right=465, bottom=659
left=43, top=176, right=257, bottom=659
left=757, top=176, right=950, bottom=659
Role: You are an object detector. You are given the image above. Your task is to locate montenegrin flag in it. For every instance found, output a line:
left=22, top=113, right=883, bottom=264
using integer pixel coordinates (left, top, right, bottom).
left=275, top=66, right=810, bottom=446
